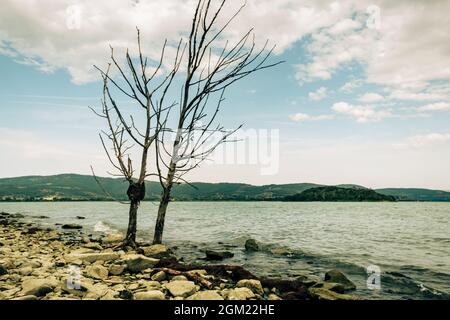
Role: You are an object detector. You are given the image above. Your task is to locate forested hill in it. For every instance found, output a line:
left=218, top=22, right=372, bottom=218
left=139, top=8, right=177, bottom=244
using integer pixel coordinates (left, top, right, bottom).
left=0, top=174, right=449, bottom=202
left=284, top=186, right=395, bottom=202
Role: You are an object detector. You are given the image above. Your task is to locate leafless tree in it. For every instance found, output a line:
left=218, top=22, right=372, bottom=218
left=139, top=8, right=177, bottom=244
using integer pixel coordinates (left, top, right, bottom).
left=152, top=0, right=282, bottom=244
left=92, top=29, right=184, bottom=248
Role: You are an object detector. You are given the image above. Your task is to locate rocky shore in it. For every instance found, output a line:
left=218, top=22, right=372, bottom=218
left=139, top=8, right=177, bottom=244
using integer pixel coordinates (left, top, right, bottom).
left=0, top=211, right=361, bottom=301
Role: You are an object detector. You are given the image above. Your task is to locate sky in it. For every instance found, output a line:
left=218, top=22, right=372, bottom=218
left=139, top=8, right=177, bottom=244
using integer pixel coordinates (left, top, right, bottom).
left=0, top=0, right=450, bottom=189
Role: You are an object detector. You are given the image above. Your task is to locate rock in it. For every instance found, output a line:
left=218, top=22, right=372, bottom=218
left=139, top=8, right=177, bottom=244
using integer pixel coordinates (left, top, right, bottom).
left=0, top=265, right=7, bottom=276
left=187, top=290, right=224, bottom=300
left=237, top=279, right=264, bottom=295
left=151, top=271, right=166, bottom=282
left=268, top=293, right=282, bottom=300
left=134, top=290, right=166, bottom=300
left=171, top=275, right=188, bottom=281
left=145, top=281, right=162, bottom=290
left=86, top=265, right=109, bottom=280
left=308, top=288, right=359, bottom=300
left=18, top=266, right=33, bottom=276
left=12, top=295, right=38, bottom=300
left=65, top=252, right=120, bottom=263
left=165, top=280, right=198, bottom=298
left=124, top=254, right=159, bottom=273
left=109, top=264, right=126, bottom=276
left=312, top=282, right=345, bottom=294
left=245, top=239, right=259, bottom=252
left=269, top=247, right=294, bottom=256
left=61, top=224, right=83, bottom=230
left=76, top=216, right=86, bottom=220
left=118, top=290, right=134, bottom=300
left=83, top=243, right=103, bottom=250
left=324, top=270, right=356, bottom=291
left=21, top=278, right=59, bottom=297
left=205, top=250, right=234, bottom=261
left=142, top=244, right=170, bottom=258
left=102, top=233, right=123, bottom=243
left=223, top=288, right=255, bottom=300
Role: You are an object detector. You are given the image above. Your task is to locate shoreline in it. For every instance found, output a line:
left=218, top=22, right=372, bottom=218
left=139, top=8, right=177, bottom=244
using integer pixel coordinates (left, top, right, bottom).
left=0, top=211, right=361, bottom=301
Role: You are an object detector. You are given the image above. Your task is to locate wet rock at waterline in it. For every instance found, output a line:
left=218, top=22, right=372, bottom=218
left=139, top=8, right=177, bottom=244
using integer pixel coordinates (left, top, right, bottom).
left=205, top=250, right=234, bottom=261
left=324, top=269, right=356, bottom=291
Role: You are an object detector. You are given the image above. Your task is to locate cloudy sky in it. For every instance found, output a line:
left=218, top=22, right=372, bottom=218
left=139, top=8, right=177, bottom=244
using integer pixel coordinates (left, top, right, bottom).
left=1, top=0, right=450, bottom=189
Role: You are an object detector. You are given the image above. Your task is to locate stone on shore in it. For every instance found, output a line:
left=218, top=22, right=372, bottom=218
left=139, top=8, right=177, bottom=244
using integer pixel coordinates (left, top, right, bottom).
left=109, top=264, right=126, bottom=276
left=268, top=293, right=282, bottom=300
left=223, top=287, right=255, bottom=300
left=324, top=270, right=356, bottom=291
left=237, top=279, right=264, bottom=295
left=165, top=280, right=198, bottom=298
left=123, top=254, right=159, bottom=273
left=309, top=287, right=359, bottom=300
left=151, top=271, right=166, bottom=282
left=86, top=265, right=109, bottom=280
left=12, top=295, right=38, bottom=300
left=20, top=278, right=59, bottom=297
left=187, top=290, right=224, bottom=300
left=134, top=290, right=165, bottom=300
left=65, top=252, right=120, bottom=263
left=142, top=244, right=170, bottom=258
left=205, top=250, right=234, bottom=261
left=61, top=224, right=83, bottom=230
left=244, top=239, right=259, bottom=252
left=0, top=265, right=7, bottom=276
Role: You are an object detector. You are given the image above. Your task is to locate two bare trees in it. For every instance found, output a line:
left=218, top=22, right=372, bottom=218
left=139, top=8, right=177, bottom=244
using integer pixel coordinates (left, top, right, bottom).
left=93, top=0, right=280, bottom=248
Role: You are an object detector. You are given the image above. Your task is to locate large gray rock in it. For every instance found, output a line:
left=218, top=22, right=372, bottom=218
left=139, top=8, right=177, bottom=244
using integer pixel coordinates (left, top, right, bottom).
left=165, top=280, right=198, bottom=298
left=187, top=291, right=223, bottom=300
left=236, top=279, right=264, bottom=295
left=124, top=254, right=159, bottom=273
left=134, top=290, right=165, bottom=300
left=324, top=270, right=356, bottom=291
left=21, top=278, right=59, bottom=297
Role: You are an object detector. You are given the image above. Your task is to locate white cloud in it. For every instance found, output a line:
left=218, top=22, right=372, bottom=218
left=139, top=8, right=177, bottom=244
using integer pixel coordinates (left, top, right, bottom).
left=332, top=101, right=391, bottom=123
left=406, top=133, right=450, bottom=148
left=416, top=102, right=450, bottom=112
left=308, top=86, right=327, bottom=101
left=289, top=113, right=334, bottom=122
left=340, top=79, right=364, bottom=93
left=358, top=92, right=385, bottom=103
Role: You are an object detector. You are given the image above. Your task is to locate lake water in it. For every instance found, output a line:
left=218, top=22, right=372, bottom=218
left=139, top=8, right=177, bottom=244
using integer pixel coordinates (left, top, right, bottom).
left=1, top=201, right=449, bottom=300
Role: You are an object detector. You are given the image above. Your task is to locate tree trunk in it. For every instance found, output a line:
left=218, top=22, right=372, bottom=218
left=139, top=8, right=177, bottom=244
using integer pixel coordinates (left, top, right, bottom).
left=153, top=188, right=170, bottom=244
left=124, top=200, right=139, bottom=246
left=124, top=181, right=145, bottom=247
left=153, top=162, right=176, bottom=244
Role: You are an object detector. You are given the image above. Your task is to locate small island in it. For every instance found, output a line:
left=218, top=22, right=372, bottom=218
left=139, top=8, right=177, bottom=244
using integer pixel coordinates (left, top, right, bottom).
left=283, top=186, right=396, bottom=202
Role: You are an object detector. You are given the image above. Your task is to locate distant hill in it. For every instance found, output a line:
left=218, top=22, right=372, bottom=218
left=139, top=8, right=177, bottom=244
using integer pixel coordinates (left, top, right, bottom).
left=376, top=188, right=450, bottom=202
left=284, top=186, right=395, bottom=202
left=0, top=174, right=448, bottom=202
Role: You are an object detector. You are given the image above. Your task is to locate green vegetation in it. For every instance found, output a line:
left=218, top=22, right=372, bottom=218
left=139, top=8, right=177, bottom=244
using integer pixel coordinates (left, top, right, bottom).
left=284, top=186, right=396, bottom=202
left=0, top=174, right=448, bottom=202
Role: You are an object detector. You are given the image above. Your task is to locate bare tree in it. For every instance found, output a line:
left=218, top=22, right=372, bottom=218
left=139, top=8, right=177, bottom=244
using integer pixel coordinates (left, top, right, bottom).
left=152, top=0, right=282, bottom=244
left=93, top=30, right=184, bottom=248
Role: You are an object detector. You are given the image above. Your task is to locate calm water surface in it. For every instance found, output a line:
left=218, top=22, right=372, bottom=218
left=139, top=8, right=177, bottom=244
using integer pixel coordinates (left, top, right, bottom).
left=1, top=201, right=449, bottom=300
